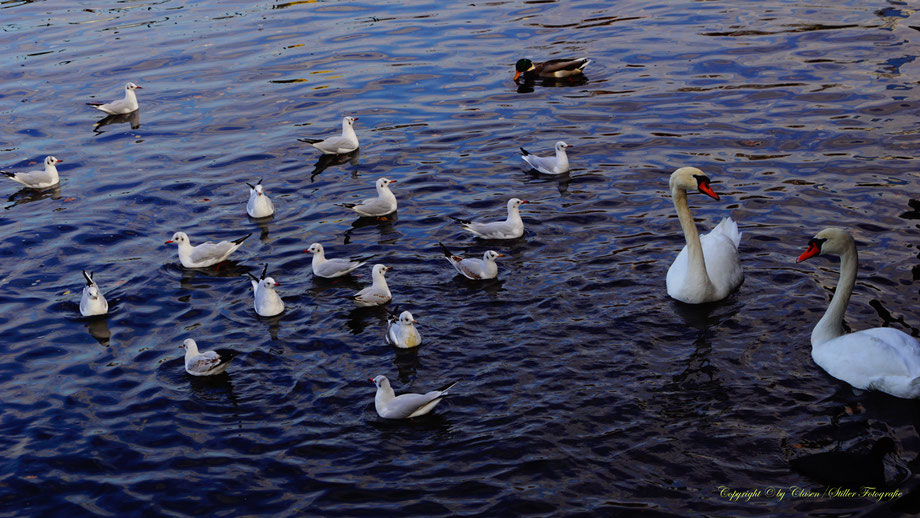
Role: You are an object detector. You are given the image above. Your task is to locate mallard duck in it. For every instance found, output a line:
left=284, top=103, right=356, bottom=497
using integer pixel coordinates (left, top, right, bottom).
left=514, top=58, right=590, bottom=81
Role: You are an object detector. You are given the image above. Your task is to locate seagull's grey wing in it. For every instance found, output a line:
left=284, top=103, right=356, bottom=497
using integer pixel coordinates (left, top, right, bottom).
left=188, top=351, right=221, bottom=374
left=189, top=241, right=234, bottom=263
left=385, top=321, right=397, bottom=345
left=352, top=196, right=393, bottom=216
left=382, top=392, right=443, bottom=419
left=456, top=258, right=484, bottom=279
left=464, top=220, right=510, bottom=238
left=313, top=135, right=350, bottom=153
left=523, top=155, right=555, bottom=174
left=316, top=258, right=356, bottom=277
left=101, top=98, right=133, bottom=114
left=14, top=169, right=53, bottom=186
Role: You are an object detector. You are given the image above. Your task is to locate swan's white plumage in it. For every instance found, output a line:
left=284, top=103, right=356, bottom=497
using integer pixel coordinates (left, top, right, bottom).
left=799, top=227, right=920, bottom=399
left=665, top=167, right=743, bottom=304
left=666, top=216, right=743, bottom=303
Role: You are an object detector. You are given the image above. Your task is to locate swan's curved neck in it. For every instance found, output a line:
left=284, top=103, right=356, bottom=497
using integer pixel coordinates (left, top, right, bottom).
left=812, top=242, right=858, bottom=346
left=672, top=187, right=713, bottom=290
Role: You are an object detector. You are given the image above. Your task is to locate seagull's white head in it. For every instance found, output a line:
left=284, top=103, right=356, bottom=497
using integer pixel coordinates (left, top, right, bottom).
left=86, top=286, right=101, bottom=300
left=344, top=116, right=358, bottom=127
left=555, top=141, right=570, bottom=151
left=166, top=232, right=189, bottom=245
left=508, top=198, right=528, bottom=210
left=376, top=177, right=396, bottom=189
left=398, top=310, right=417, bottom=325
left=306, top=243, right=324, bottom=254
left=260, top=277, right=279, bottom=289
left=125, top=82, right=141, bottom=91
left=179, top=338, right=197, bottom=350
left=484, top=250, right=504, bottom=261
left=371, top=375, right=391, bottom=390
left=372, top=264, right=391, bottom=277
left=45, top=156, right=62, bottom=167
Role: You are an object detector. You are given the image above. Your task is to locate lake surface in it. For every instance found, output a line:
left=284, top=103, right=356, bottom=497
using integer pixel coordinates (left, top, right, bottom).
left=2, top=0, right=919, bottom=515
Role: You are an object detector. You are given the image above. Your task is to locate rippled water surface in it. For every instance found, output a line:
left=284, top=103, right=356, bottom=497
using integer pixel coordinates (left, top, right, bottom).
left=2, top=0, right=920, bottom=515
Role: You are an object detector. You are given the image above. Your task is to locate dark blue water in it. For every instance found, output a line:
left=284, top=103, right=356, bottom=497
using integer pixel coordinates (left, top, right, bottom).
left=2, top=0, right=919, bottom=515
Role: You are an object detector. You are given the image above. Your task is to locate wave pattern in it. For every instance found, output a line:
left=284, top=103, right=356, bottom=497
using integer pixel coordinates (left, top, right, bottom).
left=1, top=0, right=919, bottom=515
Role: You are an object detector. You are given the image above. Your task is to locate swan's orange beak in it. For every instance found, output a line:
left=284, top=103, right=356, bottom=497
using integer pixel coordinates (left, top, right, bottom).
left=698, top=181, right=719, bottom=200
left=796, top=241, right=821, bottom=263
left=514, top=71, right=522, bottom=81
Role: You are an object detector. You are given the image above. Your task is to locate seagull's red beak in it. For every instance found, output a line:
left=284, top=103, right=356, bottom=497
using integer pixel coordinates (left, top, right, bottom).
left=165, top=240, right=173, bottom=244
left=369, top=378, right=375, bottom=383
left=796, top=242, right=821, bottom=263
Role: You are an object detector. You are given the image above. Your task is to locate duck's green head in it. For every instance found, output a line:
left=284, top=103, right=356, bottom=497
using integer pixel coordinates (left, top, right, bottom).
left=515, top=58, right=533, bottom=72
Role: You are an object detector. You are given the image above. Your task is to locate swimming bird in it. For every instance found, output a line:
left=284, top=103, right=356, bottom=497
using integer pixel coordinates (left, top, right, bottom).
left=454, top=198, right=527, bottom=239
left=246, top=264, right=284, bottom=317
left=439, top=242, right=503, bottom=280
left=79, top=270, right=108, bottom=317
left=385, top=309, right=422, bottom=348
left=520, top=141, right=571, bottom=175
left=179, top=338, right=236, bottom=376
left=514, top=58, right=590, bottom=82
left=246, top=178, right=274, bottom=218
left=298, top=116, right=359, bottom=154
left=165, top=231, right=251, bottom=268
left=790, top=437, right=900, bottom=487
left=340, top=177, right=397, bottom=217
left=371, top=375, right=458, bottom=419
left=87, top=82, right=141, bottom=115
left=796, top=228, right=920, bottom=398
left=353, top=264, right=392, bottom=306
left=666, top=167, right=743, bottom=304
left=2, top=156, right=63, bottom=189
left=305, top=242, right=370, bottom=278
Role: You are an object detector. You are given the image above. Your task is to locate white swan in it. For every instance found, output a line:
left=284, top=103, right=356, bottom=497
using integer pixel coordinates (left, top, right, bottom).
left=796, top=228, right=920, bottom=398
left=666, top=167, right=743, bottom=304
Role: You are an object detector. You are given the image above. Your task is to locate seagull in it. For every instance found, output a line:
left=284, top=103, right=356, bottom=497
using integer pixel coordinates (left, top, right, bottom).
left=246, top=264, right=284, bottom=317
left=339, top=177, right=397, bottom=217
left=304, top=242, right=370, bottom=278
left=87, top=82, right=141, bottom=115
left=179, top=338, right=236, bottom=376
left=439, top=242, right=503, bottom=280
left=520, top=141, right=571, bottom=175
left=165, top=231, right=251, bottom=268
left=298, top=116, right=359, bottom=154
left=79, top=270, right=108, bottom=317
left=353, top=264, right=392, bottom=306
left=371, top=375, right=458, bottom=419
left=385, top=309, right=422, bottom=348
left=514, top=58, right=590, bottom=82
left=246, top=178, right=274, bottom=218
left=2, top=156, right=63, bottom=189
left=453, top=198, right=528, bottom=239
